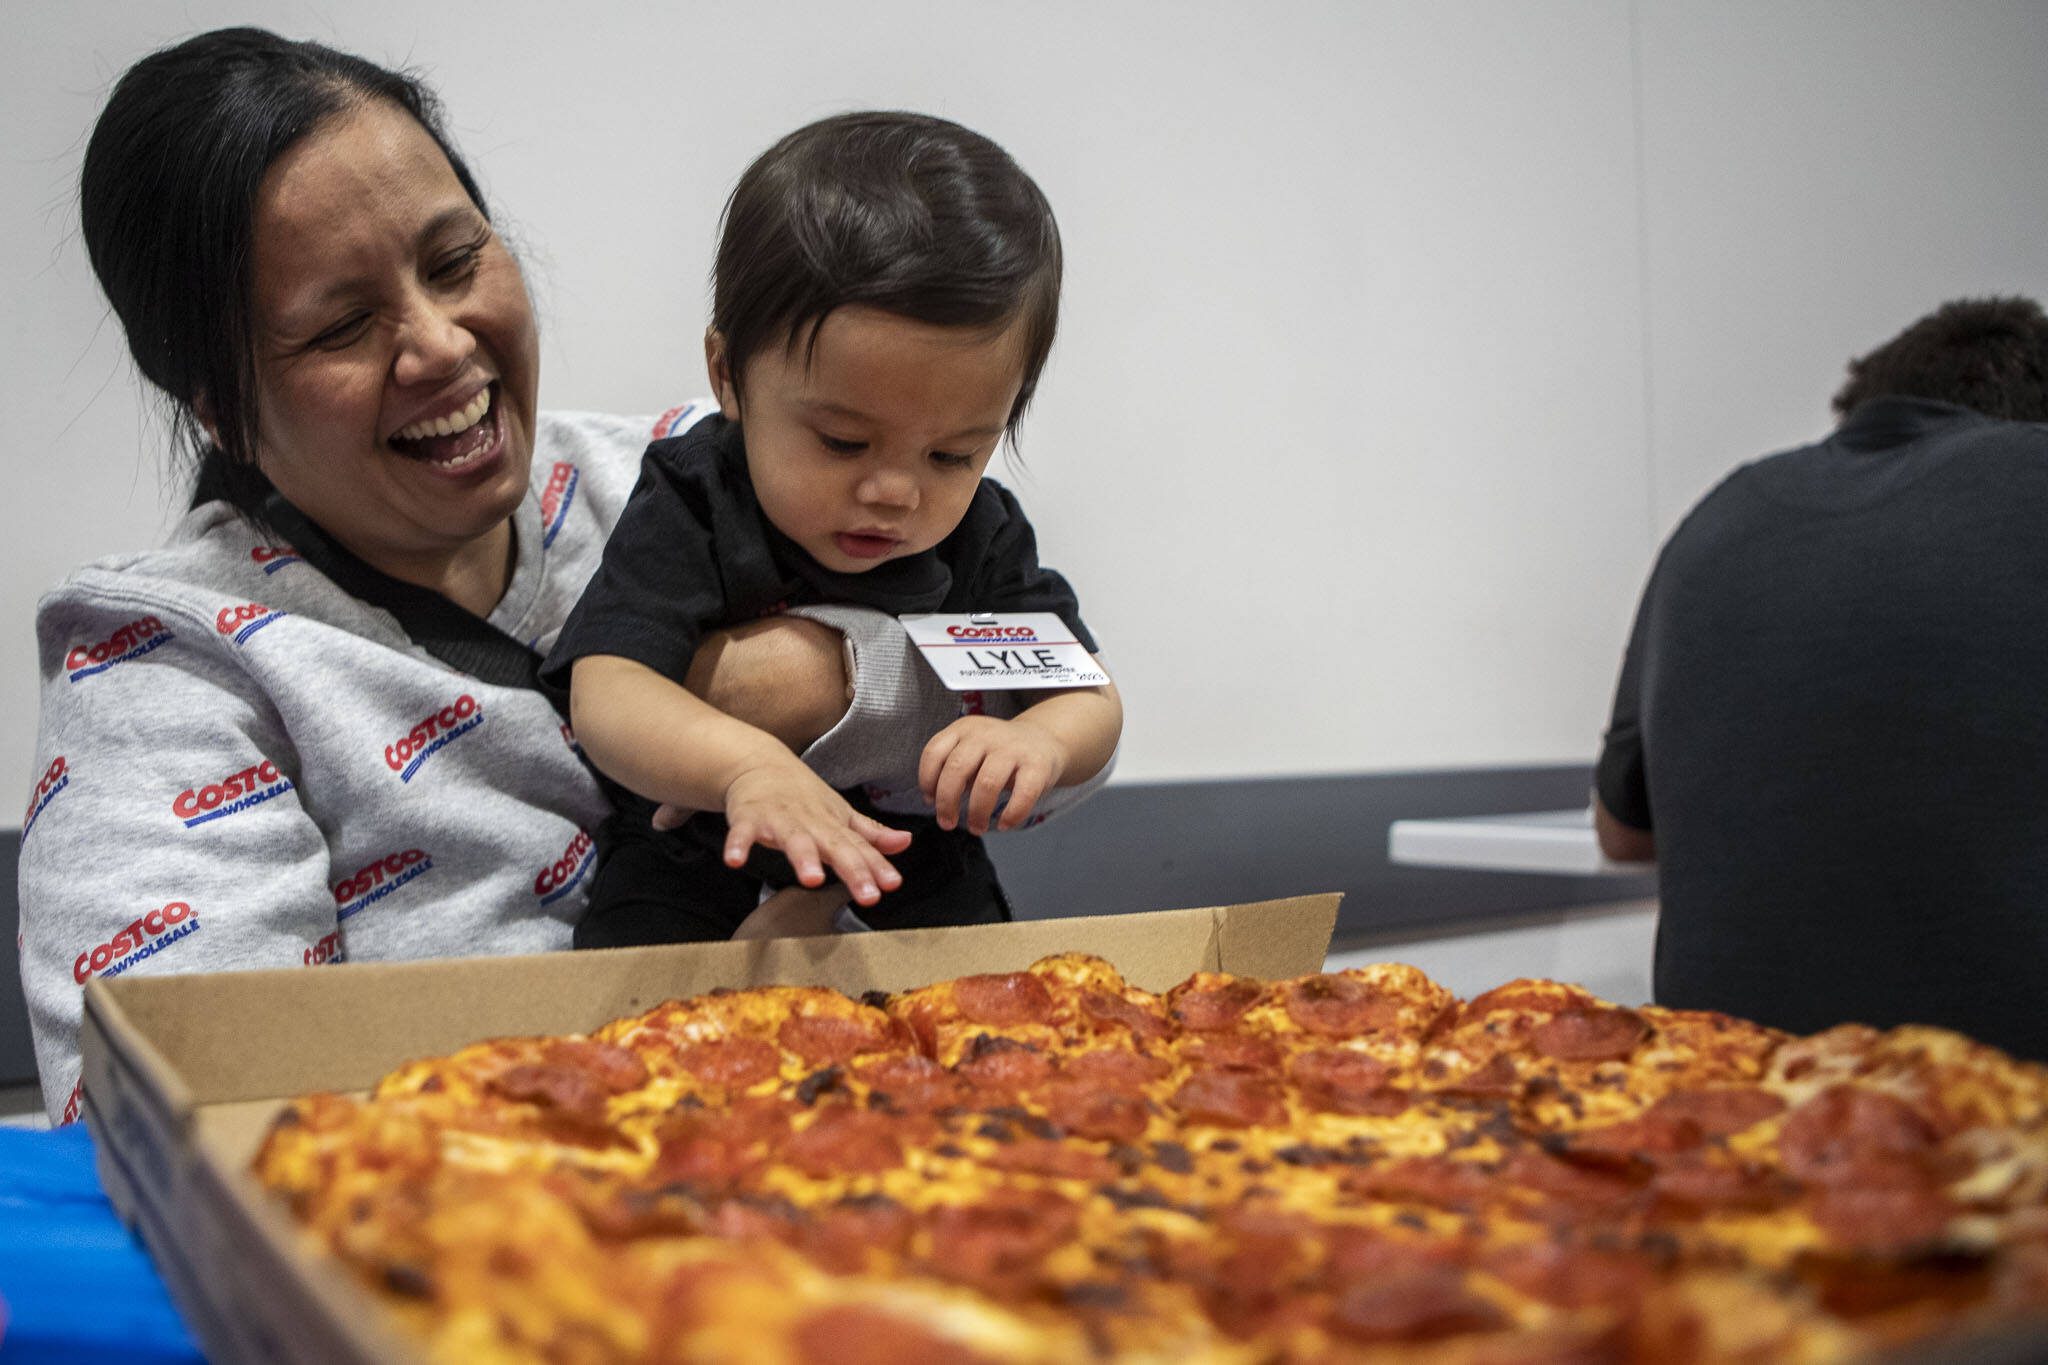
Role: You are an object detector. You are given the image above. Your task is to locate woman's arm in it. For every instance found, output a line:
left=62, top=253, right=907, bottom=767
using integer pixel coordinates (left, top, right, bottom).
left=685, top=615, right=851, bottom=753
left=21, top=592, right=339, bottom=1123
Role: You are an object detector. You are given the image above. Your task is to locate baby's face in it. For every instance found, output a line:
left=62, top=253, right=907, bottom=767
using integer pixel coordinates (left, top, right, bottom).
left=712, top=306, right=1026, bottom=573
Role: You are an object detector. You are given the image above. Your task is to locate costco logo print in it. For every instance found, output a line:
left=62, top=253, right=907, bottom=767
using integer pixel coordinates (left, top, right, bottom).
left=305, top=930, right=345, bottom=966
left=74, top=900, right=202, bottom=983
left=66, top=615, right=174, bottom=682
left=385, top=694, right=485, bottom=782
left=173, top=759, right=294, bottom=828
left=650, top=402, right=699, bottom=440
left=215, top=601, right=288, bottom=646
left=22, top=756, right=69, bottom=842
left=333, top=849, right=434, bottom=920
left=540, top=461, right=580, bottom=548
left=250, top=544, right=302, bottom=574
left=534, top=827, right=595, bottom=906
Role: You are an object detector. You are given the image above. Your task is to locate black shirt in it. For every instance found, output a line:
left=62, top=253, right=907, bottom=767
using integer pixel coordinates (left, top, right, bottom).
left=1597, top=397, right=2048, bottom=1058
left=543, top=414, right=1094, bottom=693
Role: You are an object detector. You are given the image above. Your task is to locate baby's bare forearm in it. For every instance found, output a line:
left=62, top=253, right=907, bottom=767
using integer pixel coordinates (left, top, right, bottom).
left=1015, top=681, right=1123, bottom=784
left=570, top=654, right=804, bottom=810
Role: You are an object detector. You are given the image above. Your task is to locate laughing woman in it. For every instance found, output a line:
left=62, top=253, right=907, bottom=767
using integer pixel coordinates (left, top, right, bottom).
left=18, top=29, right=1083, bottom=1124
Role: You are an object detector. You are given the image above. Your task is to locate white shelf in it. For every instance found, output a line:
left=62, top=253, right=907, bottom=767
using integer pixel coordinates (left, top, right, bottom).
left=1388, top=807, right=1647, bottom=877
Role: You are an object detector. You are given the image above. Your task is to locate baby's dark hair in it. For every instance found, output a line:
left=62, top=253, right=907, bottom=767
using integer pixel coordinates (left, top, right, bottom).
left=712, top=111, right=1062, bottom=433
left=1833, top=296, right=2048, bottom=422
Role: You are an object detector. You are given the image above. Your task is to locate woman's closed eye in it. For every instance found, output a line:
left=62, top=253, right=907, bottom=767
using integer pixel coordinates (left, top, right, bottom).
left=306, top=313, right=372, bottom=350
left=429, top=238, right=487, bottom=285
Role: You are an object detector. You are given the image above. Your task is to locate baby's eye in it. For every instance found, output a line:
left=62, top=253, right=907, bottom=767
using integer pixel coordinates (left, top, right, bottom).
left=818, top=434, right=867, bottom=455
left=930, top=450, right=974, bottom=468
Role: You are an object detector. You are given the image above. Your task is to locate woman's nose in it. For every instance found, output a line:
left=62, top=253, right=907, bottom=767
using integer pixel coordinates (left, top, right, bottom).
left=392, top=294, right=476, bottom=387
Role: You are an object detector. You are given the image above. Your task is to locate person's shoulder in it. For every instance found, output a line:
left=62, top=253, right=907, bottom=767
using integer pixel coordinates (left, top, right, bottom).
left=40, top=502, right=280, bottom=619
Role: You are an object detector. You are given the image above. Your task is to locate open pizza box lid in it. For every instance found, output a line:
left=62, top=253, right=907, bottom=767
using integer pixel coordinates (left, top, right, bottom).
left=78, top=895, right=1339, bottom=1364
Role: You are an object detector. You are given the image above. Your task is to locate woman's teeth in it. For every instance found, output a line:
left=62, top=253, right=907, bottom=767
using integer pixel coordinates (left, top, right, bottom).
left=395, top=388, right=491, bottom=441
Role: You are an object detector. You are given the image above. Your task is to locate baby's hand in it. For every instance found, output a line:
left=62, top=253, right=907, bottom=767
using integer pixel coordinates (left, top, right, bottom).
left=723, top=761, right=910, bottom=905
left=919, top=715, right=1068, bottom=836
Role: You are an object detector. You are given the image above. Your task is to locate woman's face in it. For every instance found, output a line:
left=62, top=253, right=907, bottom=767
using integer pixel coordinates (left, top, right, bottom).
left=246, top=100, right=538, bottom=579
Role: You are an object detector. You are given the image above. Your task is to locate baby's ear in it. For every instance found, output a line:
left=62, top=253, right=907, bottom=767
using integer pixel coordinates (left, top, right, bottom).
left=704, top=329, right=741, bottom=420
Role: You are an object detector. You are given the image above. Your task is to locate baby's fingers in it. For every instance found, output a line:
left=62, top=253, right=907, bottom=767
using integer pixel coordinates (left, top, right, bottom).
left=852, top=811, right=914, bottom=858
left=996, top=760, right=1054, bottom=831
left=930, top=743, right=988, bottom=831
left=919, top=727, right=966, bottom=806
left=965, top=754, right=1020, bottom=835
left=821, top=831, right=897, bottom=906
left=724, top=818, right=763, bottom=868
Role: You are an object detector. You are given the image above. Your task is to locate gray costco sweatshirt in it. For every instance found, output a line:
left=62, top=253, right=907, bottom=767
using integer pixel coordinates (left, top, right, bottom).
left=18, top=404, right=1102, bottom=1123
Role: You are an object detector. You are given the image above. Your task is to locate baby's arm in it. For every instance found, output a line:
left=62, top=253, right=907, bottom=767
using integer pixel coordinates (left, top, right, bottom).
left=919, top=672, right=1123, bottom=836
left=570, top=655, right=909, bottom=904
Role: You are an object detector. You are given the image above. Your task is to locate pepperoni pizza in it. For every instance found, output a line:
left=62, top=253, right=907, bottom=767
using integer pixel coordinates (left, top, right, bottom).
left=253, top=954, right=2048, bottom=1362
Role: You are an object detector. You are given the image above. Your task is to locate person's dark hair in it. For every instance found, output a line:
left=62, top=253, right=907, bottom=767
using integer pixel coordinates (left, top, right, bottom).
left=1833, top=296, right=2048, bottom=422
left=80, top=27, right=490, bottom=519
left=712, top=111, right=1062, bottom=435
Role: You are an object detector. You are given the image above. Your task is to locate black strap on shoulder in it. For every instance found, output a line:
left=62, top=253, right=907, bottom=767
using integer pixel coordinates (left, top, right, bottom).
left=260, top=493, right=565, bottom=718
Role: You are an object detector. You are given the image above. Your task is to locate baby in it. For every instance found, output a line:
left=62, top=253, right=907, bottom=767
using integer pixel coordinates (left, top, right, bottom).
left=544, top=111, right=1121, bottom=944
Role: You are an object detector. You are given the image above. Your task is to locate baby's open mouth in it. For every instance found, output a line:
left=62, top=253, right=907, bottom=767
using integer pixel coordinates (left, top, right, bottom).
left=390, top=385, right=498, bottom=470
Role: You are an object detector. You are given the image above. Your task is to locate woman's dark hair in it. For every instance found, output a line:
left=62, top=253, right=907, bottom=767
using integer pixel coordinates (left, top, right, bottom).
left=80, top=27, right=489, bottom=518
left=712, top=111, right=1062, bottom=435
left=1833, top=296, right=2048, bottom=422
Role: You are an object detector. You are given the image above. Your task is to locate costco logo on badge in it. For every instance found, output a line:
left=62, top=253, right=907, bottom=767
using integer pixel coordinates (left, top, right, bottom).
left=66, top=615, right=174, bottom=682
left=172, top=759, right=294, bottom=828
left=534, top=827, right=595, bottom=906
left=216, top=601, right=288, bottom=646
left=541, top=461, right=580, bottom=548
left=22, top=756, right=69, bottom=842
left=333, top=848, right=433, bottom=920
left=385, top=694, right=485, bottom=783
left=74, top=900, right=202, bottom=983
left=250, top=544, right=302, bottom=574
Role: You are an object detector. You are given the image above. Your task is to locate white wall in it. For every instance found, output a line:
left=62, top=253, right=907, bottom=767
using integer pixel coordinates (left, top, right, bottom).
left=6, top=1, right=2047, bottom=797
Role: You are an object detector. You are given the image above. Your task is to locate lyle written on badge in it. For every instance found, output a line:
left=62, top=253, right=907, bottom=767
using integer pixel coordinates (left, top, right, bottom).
left=899, top=612, right=1109, bottom=691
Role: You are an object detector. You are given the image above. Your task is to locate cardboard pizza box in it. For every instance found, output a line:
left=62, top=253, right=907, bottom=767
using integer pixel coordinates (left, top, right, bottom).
left=78, top=895, right=1340, bottom=1364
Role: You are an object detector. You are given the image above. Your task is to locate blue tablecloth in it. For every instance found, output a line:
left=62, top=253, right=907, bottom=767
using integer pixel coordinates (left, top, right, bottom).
left=0, top=1125, right=202, bottom=1362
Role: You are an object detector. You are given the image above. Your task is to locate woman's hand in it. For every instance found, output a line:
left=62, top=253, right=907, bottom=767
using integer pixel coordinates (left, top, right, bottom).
left=730, top=884, right=849, bottom=940
left=723, top=757, right=910, bottom=905
left=918, top=715, right=1069, bottom=835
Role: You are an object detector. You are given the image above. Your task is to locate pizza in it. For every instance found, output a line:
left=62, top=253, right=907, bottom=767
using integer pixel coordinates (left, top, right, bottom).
left=252, top=954, right=2048, bottom=1362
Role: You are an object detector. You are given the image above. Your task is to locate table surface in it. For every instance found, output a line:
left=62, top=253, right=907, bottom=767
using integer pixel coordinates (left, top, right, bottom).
left=0, top=1125, right=201, bottom=1362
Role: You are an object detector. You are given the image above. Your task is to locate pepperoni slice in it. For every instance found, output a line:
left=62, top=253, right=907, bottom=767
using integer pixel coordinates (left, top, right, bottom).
left=1462, top=980, right=1595, bottom=1021
left=1484, top=1243, right=1654, bottom=1311
left=1172, top=1068, right=1284, bottom=1128
left=1649, top=1086, right=1785, bottom=1136
left=800, top=1196, right=914, bottom=1274
left=1503, top=1150, right=1643, bottom=1217
left=677, top=1037, right=783, bottom=1088
left=984, top=1137, right=1122, bottom=1182
left=1557, top=1110, right=1707, bottom=1168
left=1080, top=990, right=1175, bottom=1041
left=1433, top=1053, right=1522, bottom=1100
left=1806, top=1182, right=1956, bottom=1253
left=792, top=1305, right=996, bottom=1365
left=1327, top=1266, right=1505, bottom=1344
left=1777, top=1085, right=1941, bottom=1186
left=1343, top=1157, right=1496, bottom=1211
left=1531, top=1007, right=1648, bottom=1062
left=1649, top=1158, right=1797, bottom=1215
left=1290, top=1049, right=1410, bottom=1117
left=926, top=1191, right=1079, bottom=1294
left=778, top=1014, right=893, bottom=1066
left=957, top=1037, right=1056, bottom=1093
left=488, top=1064, right=611, bottom=1130
left=1169, top=977, right=1265, bottom=1031
left=652, top=1103, right=792, bottom=1187
left=1284, top=974, right=1404, bottom=1037
left=1062, top=1048, right=1170, bottom=1090
left=542, top=1038, right=649, bottom=1093
left=1043, top=1079, right=1152, bottom=1143
left=853, top=1053, right=971, bottom=1115
left=1190, top=1035, right=1284, bottom=1072
left=953, top=972, right=1056, bottom=1027
left=783, top=1107, right=907, bottom=1178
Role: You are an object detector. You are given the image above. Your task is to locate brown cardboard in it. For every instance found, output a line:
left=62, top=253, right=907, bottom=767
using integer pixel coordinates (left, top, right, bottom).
left=81, top=896, right=1338, bottom=1365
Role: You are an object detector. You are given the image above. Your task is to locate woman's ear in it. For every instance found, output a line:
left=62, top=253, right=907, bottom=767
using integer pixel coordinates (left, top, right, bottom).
left=704, top=329, right=741, bottom=420
left=192, top=393, right=224, bottom=450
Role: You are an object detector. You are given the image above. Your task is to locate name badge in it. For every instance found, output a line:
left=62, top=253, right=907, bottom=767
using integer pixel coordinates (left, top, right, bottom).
left=899, top=612, right=1108, bottom=691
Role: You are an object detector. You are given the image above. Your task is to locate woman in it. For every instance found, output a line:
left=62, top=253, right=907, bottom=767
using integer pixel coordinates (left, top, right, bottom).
left=19, top=28, right=1089, bottom=1125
